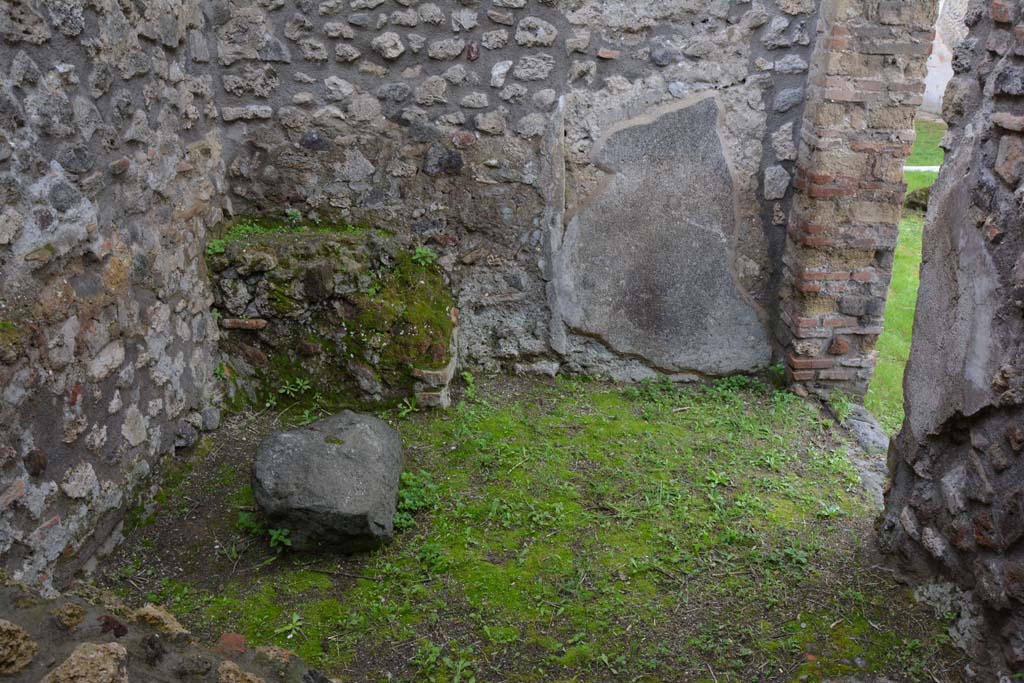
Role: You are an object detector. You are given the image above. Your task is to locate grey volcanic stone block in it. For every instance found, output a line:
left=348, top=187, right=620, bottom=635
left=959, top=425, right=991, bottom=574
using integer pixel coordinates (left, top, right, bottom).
left=253, top=411, right=402, bottom=551
left=551, top=94, right=770, bottom=375
left=843, top=404, right=889, bottom=455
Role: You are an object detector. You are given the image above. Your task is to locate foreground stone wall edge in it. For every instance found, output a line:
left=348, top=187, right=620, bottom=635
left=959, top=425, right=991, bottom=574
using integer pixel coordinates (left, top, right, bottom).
left=1, top=0, right=226, bottom=594
left=0, top=580, right=329, bottom=682
left=881, top=0, right=1024, bottom=674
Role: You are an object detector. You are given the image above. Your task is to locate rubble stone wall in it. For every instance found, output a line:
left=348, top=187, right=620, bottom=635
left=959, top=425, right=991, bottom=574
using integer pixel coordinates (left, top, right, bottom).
left=0, top=0, right=226, bottom=593
left=213, top=0, right=825, bottom=381
left=1, top=0, right=833, bottom=589
left=880, top=0, right=1024, bottom=674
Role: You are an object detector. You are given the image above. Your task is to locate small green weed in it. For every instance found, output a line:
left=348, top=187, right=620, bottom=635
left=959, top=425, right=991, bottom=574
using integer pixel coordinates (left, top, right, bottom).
left=274, top=612, right=305, bottom=640
left=268, top=528, right=292, bottom=553
left=830, top=390, right=855, bottom=423
left=461, top=371, right=476, bottom=400
left=411, top=245, right=437, bottom=267
left=395, top=470, right=439, bottom=531
left=235, top=511, right=265, bottom=536
left=398, top=396, right=418, bottom=418
left=214, top=362, right=230, bottom=380
left=278, top=377, right=312, bottom=398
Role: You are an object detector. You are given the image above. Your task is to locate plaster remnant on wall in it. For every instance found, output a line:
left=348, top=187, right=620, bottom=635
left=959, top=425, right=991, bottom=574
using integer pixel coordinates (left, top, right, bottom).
left=552, top=95, right=771, bottom=376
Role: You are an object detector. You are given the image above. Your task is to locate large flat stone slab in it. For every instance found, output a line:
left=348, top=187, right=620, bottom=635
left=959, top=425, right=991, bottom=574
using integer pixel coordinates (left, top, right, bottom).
left=552, top=94, right=770, bottom=375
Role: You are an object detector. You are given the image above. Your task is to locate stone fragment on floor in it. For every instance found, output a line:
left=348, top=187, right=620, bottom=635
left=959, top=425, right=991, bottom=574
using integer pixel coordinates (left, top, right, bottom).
left=253, top=411, right=403, bottom=551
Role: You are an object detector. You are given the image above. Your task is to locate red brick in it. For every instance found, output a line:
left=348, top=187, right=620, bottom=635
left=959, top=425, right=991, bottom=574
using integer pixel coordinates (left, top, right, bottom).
left=214, top=633, right=247, bottom=658
left=787, top=354, right=835, bottom=370
left=795, top=280, right=823, bottom=293
left=808, top=183, right=858, bottom=199
left=824, top=316, right=859, bottom=328
left=834, top=324, right=885, bottom=336
left=805, top=170, right=835, bottom=184
left=802, top=270, right=851, bottom=281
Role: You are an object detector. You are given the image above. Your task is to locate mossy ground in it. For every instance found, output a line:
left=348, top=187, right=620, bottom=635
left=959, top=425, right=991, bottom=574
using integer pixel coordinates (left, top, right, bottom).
left=905, top=119, right=946, bottom=168
left=865, top=117, right=946, bottom=432
left=98, top=376, right=961, bottom=682
left=865, top=214, right=924, bottom=433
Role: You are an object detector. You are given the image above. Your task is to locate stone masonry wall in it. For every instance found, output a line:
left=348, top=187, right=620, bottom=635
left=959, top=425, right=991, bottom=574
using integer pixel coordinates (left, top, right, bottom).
left=880, top=0, right=1024, bottom=674
left=0, top=0, right=226, bottom=593
left=212, top=0, right=825, bottom=381
left=5, top=0, right=949, bottom=592
left=778, top=0, right=938, bottom=396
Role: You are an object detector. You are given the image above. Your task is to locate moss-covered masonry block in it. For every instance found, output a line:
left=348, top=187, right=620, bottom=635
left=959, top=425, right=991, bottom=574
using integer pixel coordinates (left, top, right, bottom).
left=207, top=217, right=457, bottom=414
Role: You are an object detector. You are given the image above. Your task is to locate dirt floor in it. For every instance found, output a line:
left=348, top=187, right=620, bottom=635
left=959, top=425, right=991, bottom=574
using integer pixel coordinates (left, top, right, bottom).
left=94, top=376, right=968, bottom=683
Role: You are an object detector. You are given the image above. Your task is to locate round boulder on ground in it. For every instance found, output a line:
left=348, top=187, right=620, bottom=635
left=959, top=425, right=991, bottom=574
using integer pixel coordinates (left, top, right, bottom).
left=252, top=411, right=402, bottom=551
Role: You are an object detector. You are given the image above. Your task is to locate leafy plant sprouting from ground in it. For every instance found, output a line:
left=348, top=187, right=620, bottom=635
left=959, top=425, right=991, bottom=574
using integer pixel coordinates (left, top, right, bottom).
left=278, top=377, right=312, bottom=398
left=273, top=612, right=305, bottom=639
left=394, top=470, right=439, bottom=531
left=397, top=396, right=417, bottom=418
left=235, top=510, right=264, bottom=537
left=830, top=389, right=855, bottom=423
left=268, top=528, right=292, bottom=553
left=235, top=511, right=294, bottom=554
left=461, top=370, right=476, bottom=401
left=411, top=245, right=437, bottom=266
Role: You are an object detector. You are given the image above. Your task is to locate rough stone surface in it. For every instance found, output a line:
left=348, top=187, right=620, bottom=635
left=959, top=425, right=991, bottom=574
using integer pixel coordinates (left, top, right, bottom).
left=0, top=619, right=36, bottom=674
left=843, top=405, right=889, bottom=455
left=1, top=0, right=224, bottom=592
left=253, top=411, right=403, bottom=551
left=0, top=583, right=328, bottom=682
left=552, top=96, right=771, bottom=376
left=209, top=227, right=457, bottom=405
left=40, top=643, right=128, bottom=683
left=879, top=0, right=1024, bottom=674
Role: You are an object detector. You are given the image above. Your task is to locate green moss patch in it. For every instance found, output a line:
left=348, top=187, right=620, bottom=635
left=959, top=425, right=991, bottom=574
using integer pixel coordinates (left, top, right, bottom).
left=100, top=377, right=963, bottom=682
